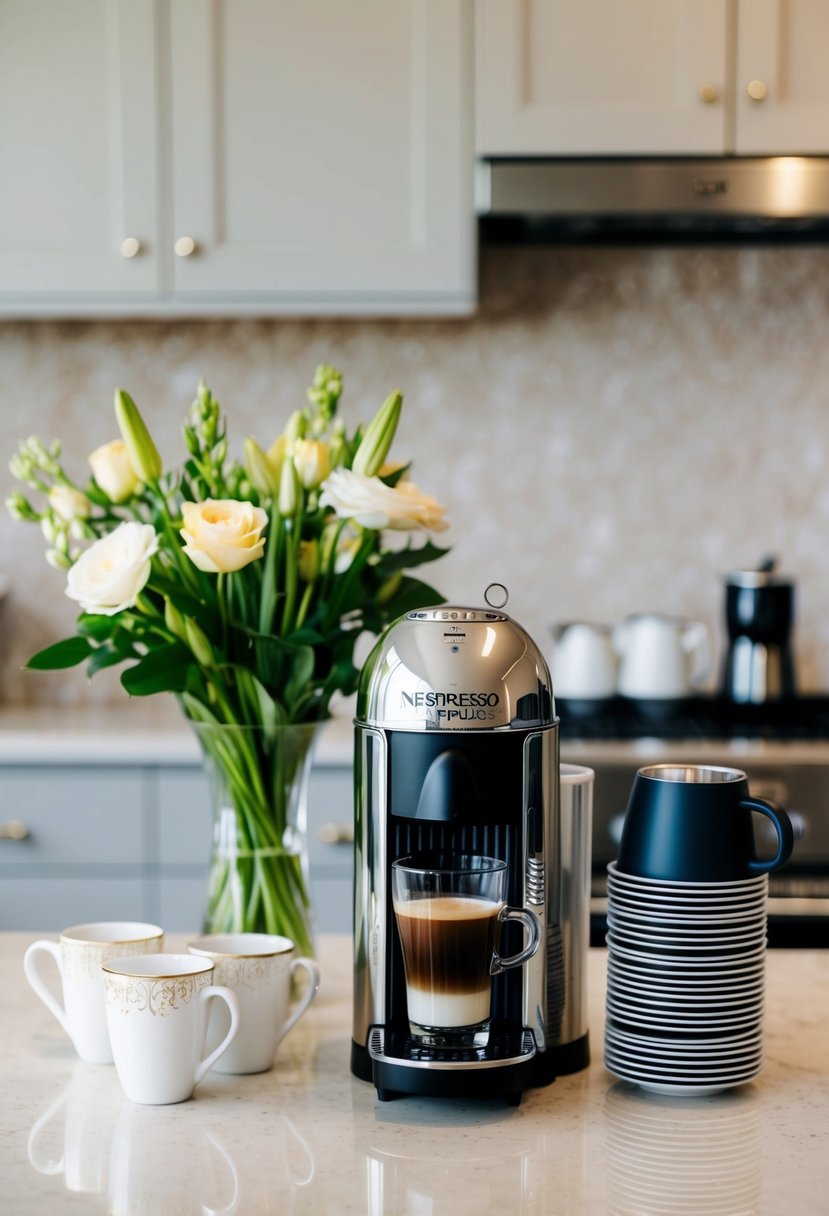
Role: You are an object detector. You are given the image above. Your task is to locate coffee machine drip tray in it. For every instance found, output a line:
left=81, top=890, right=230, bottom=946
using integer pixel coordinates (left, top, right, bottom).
left=369, top=1025, right=537, bottom=1069
left=366, top=1025, right=544, bottom=1101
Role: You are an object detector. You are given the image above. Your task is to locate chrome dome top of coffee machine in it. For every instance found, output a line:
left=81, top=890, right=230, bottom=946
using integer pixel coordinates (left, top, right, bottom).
left=351, top=584, right=591, bottom=1103
left=356, top=583, right=556, bottom=732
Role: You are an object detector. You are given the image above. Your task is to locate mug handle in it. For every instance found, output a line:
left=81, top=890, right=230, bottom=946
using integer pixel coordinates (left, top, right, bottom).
left=275, top=958, right=321, bottom=1047
left=23, top=941, right=71, bottom=1041
left=743, top=797, right=795, bottom=875
left=194, top=986, right=240, bottom=1088
left=490, top=907, right=541, bottom=975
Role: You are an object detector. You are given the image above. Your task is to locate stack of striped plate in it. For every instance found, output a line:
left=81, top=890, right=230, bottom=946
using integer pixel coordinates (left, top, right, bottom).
left=603, top=861, right=768, bottom=1096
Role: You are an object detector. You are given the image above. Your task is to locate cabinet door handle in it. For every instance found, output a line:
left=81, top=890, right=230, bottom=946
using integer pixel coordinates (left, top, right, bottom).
left=0, top=819, right=29, bottom=841
left=697, top=83, right=719, bottom=104
left=746, top=79, right=769, bottom=102
left=119, top=237, right=142, bottom=258
left=317, top=823, right=354, bottom=845
left=174, top=236, right=197, bottom=257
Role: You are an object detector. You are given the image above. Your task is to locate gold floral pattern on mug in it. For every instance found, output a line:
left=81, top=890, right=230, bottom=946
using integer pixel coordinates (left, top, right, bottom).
left=212, top=957, right=276, bottom=991
left=62, top=936, right=161, bottom=982
left=105, top=971, right=211, bottom=1017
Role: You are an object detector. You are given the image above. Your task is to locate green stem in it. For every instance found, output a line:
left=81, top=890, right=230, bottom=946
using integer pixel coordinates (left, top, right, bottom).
left=280, top=523, right=299, bottom=636
left=295, top=580, right=314, bottom=631
left=259, top=510, right=281, bottom=635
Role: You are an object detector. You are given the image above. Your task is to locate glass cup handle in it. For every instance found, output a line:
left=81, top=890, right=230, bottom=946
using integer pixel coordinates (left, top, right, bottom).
left=490, top=906, right=542, bottom=976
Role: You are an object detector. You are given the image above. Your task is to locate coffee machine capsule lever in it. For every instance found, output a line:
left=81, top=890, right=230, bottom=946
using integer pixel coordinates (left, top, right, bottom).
left=350, top=589, right=592, bottom=1101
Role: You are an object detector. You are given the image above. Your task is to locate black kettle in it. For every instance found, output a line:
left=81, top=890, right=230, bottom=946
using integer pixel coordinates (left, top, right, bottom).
left=722, top=560, right=796, bottom=703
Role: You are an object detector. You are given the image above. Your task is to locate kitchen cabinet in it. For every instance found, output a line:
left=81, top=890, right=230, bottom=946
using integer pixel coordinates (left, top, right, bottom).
left=0, top=0, right=161, bottom=300
left=476, top=0, right=829, bottom=157
left=0, top=0, right=475, bottom=317
left=0, top=761, right=353, bottom=933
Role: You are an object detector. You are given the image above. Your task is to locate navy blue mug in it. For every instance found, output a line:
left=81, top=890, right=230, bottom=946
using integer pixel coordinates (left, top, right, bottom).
left=616, top=764, right=794, bottom=882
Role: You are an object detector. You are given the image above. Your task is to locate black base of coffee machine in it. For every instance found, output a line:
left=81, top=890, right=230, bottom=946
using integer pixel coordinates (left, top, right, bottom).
left=351, top=1029, right=590, bottom=1103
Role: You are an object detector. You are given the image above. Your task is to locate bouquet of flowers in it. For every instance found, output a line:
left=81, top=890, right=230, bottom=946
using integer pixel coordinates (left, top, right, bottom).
left=7, top=366, right=448, bottom=952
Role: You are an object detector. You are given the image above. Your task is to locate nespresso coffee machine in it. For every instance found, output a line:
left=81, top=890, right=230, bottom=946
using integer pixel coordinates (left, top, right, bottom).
left=351, top=587, right=591, bottom=1101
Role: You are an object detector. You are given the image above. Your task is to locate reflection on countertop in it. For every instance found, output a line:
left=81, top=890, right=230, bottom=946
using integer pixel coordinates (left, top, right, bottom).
left=3, top=936, right=829, bottom=1215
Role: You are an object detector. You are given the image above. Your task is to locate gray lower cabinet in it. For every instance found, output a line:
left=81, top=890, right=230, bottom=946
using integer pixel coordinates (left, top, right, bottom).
left=0, top=762, right=353, bottom=934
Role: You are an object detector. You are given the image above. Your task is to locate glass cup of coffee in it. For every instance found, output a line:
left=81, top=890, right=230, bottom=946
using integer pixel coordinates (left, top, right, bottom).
left=391, top=854, right=541, bottom=1048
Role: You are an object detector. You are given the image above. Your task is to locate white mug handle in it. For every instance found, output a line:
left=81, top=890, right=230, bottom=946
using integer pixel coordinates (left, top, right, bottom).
left=275, top=958, right=321, bottom=1047
left=24, top=941, right=71, bottom=1041
left=194, top=986, right=240, bottom=1088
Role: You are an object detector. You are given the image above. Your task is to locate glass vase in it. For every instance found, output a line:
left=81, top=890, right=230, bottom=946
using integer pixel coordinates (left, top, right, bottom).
left=191, top=721, right=322, bottom=958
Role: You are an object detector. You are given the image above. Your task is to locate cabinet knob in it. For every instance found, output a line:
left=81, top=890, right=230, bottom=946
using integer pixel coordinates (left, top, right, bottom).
left=317, top=822, right=354, bottom=846
left=119, top=237, right=141, bottom=258
left=0, top=819, right=29, bottom=841
left=174, top=236, right=197, bottom=257
left=746, top=79, right=769, bottom=102
left=698, top=83, right=719, bottom=104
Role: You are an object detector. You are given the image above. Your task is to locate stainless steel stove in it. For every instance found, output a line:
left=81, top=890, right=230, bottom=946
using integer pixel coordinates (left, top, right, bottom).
left=559, top=696, right=829, bottom=947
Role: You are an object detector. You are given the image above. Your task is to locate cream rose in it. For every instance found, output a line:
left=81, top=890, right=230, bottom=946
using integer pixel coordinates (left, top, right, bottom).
left=180, top=499, right=268, bottom=574
left=319, top=469, right=448, bottom=532
left=88, top=439, right=141, bottom=503
left=65, top=521, right=159, bottom=615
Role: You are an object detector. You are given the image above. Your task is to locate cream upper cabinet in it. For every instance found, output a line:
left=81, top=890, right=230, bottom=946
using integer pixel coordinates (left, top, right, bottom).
left=476, top=0, right=729, bottom=156
left=734, top=0, right=829, bottom=153
left=476, top=0, right=829, bottom=157
left=0, top=0, right=161, bottom=301
left=167, top=0, right=474, bottom=313
left=0, top=0, right=475, bottom=316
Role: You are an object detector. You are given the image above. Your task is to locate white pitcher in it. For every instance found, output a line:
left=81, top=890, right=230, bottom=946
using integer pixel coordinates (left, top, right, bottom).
left=614, top=613, right=710, bottom=700
left=550, top=622, right=618, bottom=700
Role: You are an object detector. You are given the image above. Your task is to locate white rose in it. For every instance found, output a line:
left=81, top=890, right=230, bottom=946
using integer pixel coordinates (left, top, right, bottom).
left=319, top=468, right=448, bottom=532
left=66, top=522, right=159, bottom=616
left=48, top=484, right=91, bottom=523
left=180, top=499, right=268, bottom=574
left=88, top=439, right=141, bottom=503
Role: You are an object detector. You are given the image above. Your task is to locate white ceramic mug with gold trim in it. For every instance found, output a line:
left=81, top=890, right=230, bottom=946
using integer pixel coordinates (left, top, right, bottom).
left=188, top=933, right=320, bottom=1074
left=103, top=954, right=240, bottom=1105
left=23, top=922, right=164, bottom=1064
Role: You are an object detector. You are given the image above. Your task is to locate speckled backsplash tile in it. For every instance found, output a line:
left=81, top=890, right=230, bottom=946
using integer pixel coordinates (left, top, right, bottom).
left=3, top=244, right=829, bottom=705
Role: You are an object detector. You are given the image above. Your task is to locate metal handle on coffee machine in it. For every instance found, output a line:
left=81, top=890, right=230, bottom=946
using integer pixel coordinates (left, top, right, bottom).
left=490, top=906, right=542, bottom=975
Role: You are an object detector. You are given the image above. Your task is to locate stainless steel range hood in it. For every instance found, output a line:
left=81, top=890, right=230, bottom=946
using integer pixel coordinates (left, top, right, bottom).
left=476, top=157, right=829, bottom=239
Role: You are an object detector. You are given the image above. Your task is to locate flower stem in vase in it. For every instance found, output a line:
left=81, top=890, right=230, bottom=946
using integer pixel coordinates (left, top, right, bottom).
left=193, top=720, right=320, bottom=958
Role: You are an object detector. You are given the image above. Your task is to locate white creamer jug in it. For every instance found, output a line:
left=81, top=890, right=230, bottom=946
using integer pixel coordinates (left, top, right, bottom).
left=614, top=613, right=710, bottom=700
left=550, top=622, right=618, bottom=700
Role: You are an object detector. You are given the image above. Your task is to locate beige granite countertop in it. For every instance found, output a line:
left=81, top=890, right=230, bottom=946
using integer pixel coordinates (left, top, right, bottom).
left=1, top=934, right=827, bottom=1215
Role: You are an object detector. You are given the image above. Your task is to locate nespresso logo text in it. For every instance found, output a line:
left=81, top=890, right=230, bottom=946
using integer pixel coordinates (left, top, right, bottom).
left=401, top=692, right=500, bottom=708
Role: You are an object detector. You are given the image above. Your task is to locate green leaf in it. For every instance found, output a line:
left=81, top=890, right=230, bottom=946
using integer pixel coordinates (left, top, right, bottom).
left=379, top=575, right=446, bottom=618
left=77, top=613, right=120, bottom=641
left=374, top=540, right=450, bottom=576
left=121, top=642, right=193, bottom=696
left=26, top=636, right=94, bottom=670
left=379, top=461, right=412, bottom=487
left=86, top=644, right=128, bottom=677
left=284, top=645, right=315, bottom=713
left=148, top=572, right=215, bottom=622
